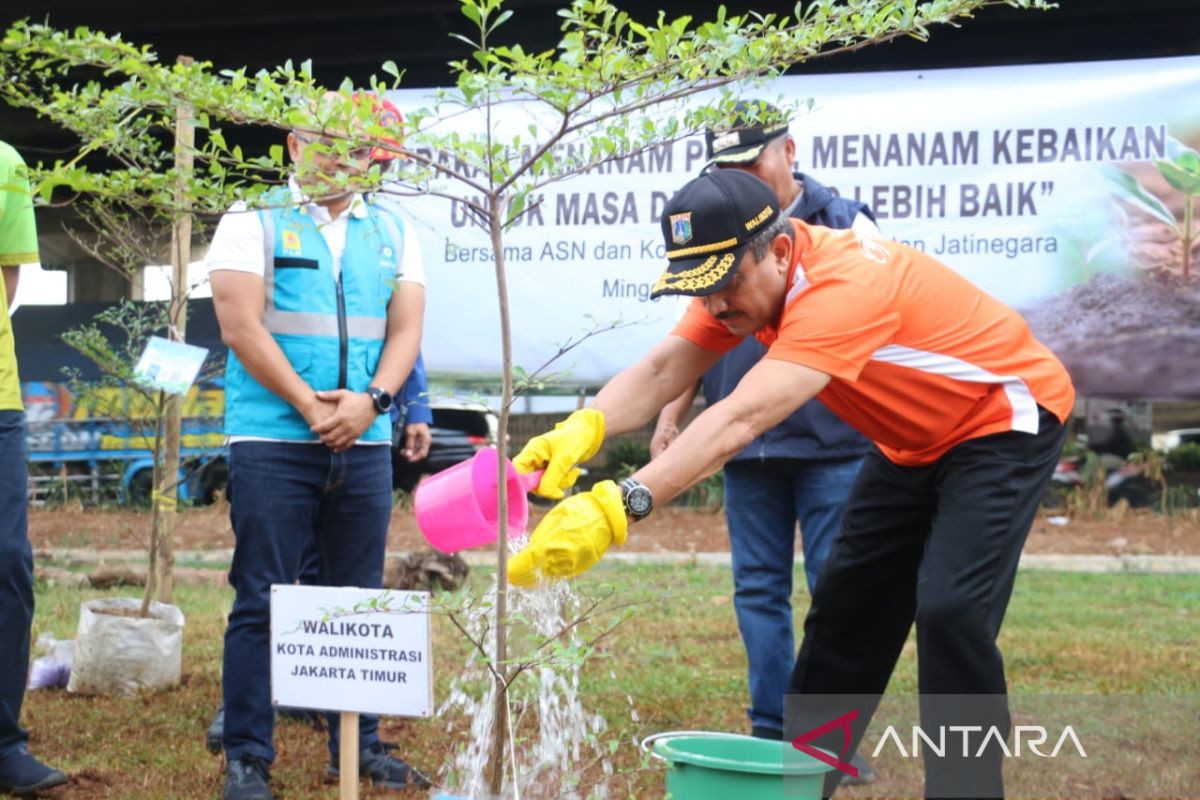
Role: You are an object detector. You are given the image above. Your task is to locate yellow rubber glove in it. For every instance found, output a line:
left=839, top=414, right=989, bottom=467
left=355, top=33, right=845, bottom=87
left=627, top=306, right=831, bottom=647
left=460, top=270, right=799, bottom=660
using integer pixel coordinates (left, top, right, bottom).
left=513, top=408, right=606, bottom=499
left=508, top=480, right=628, bottom=588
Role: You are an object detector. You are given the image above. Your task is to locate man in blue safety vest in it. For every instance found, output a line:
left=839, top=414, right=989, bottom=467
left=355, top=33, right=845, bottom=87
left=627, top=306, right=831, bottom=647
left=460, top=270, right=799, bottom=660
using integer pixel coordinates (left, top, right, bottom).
left=207, top=93, right=428, bottom=800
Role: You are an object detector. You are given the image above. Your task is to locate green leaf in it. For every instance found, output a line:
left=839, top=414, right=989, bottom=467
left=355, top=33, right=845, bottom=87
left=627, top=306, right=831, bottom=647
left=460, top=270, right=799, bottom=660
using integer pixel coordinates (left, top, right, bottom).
left=1177, top=149, right=1200, bottom=178
left=1103, top=164, right=1176, bottom=227
left=460, top=1, right=481, bottom=26
left=381, top=60, right=400, bottom=81
left=1157, top=159, right=1200, bottom=197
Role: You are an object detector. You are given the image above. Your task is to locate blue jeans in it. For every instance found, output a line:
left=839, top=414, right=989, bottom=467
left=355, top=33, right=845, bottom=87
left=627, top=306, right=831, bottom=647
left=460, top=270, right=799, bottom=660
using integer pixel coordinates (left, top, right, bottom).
left=723, top=456, right=863, bottom=734
left=0, top=411, right=32, bottom=757
left=222, top=442, right=392, bottom=764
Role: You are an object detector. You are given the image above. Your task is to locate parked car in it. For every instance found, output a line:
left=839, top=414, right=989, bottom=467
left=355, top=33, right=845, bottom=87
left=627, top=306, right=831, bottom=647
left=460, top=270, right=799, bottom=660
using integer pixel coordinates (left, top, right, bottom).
left=1151, top=428, right=1200, bottom=452
left=392, top=399, right=498, bottom=493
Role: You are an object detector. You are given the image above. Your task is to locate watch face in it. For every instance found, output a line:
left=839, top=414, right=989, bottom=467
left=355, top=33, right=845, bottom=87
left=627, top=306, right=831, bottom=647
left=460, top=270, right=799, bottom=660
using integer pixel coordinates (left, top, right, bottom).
left=370, top=388, right=392, bottom=413
left=626, top=486, right=652, bottom=516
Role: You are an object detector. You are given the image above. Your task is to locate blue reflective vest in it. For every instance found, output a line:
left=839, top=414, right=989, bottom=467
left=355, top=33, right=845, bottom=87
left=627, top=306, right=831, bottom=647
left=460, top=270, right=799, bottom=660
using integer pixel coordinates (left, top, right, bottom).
left=224, top=197, right=407, bottom=442
left=701, top=173, right=876, bottom=462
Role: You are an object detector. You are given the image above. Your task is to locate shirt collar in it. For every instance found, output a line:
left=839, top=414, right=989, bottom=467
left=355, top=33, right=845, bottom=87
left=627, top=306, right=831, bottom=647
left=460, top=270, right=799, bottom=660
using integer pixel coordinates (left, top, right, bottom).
left=287, top=176, right=369, bottom=220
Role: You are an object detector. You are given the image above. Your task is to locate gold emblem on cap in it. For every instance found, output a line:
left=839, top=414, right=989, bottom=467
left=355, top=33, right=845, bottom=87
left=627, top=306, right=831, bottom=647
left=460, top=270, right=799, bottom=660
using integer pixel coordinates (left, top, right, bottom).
left=710, top=130, right=741, bottom=153
left=652, top=252, right=737, bottom=295
left=669, top=212, right=694, bottom=245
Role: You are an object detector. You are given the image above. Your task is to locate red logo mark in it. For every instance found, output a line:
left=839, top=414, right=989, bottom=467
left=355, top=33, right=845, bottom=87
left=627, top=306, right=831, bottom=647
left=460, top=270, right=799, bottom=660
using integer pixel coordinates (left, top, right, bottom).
left=790, top=709, right=859, bottom=778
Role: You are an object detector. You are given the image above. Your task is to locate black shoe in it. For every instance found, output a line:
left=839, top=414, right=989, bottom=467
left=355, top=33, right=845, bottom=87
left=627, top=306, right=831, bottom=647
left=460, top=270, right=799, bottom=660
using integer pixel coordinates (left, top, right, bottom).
left=326, top=743, right=431, bottom=790
left=206, top=704, right=224, bottom=755
left=839, top=751, right=876, bottom=786
left=224, top=757, right=273, bottom=800
left=0, top=747, right=67, bottom=797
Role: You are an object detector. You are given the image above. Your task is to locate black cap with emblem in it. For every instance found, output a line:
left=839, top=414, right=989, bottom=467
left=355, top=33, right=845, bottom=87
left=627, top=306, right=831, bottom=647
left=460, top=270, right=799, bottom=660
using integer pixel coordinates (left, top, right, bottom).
left=650, top=169, right=780, bottom=299
left=704, top=100, right=789, bottom=166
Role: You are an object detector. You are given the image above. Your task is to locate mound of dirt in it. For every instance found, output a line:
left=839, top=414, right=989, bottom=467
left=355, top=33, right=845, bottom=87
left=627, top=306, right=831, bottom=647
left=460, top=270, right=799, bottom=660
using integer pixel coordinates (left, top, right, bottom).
left=1021, top=270, right=1200, bottom=400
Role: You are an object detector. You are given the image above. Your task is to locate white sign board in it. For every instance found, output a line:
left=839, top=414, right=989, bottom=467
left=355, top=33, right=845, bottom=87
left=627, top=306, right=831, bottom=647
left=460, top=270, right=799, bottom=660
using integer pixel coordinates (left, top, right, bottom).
left=270, top=585, right=432, bottom=718
left=133, top=335, right=208, bottom=395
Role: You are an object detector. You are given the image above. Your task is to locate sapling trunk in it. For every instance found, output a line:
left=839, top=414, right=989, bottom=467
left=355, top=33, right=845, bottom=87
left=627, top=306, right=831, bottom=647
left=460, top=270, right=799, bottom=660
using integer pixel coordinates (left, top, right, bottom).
left=1183, top=192, right=1194, bottom=280
left=487, top=192, right=515, bottom=796
left=155, top=65, right=195, bottom=604
left=140, top=390, right=166, bottom=618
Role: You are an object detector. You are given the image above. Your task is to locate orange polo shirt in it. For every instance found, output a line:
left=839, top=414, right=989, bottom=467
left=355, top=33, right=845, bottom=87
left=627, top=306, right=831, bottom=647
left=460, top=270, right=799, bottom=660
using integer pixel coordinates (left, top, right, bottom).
left=673, top=220, right=1075, bottom=466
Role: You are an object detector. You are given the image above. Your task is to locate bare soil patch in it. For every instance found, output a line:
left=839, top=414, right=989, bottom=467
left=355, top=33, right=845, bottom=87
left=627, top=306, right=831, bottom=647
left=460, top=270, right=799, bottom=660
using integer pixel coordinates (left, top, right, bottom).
left=27, top=502, right=1200, bottom=557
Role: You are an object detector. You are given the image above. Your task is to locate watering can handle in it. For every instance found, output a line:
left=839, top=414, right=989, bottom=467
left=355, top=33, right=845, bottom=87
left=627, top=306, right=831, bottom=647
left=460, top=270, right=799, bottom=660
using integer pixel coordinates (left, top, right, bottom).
left=517, top=469, right=545, bottom=493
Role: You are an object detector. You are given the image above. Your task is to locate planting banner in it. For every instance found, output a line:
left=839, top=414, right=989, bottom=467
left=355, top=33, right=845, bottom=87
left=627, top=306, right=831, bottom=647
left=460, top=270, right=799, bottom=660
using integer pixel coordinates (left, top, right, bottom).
left=387, top=56, right=1200, bottom=399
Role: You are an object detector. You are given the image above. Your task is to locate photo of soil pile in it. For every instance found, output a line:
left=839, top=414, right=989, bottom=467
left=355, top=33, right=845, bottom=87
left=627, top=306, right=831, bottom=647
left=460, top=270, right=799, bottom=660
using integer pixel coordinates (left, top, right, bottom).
left=1021, top=268, right=1200, bottom=400
left=1021, top=155, right=1200, bottom=400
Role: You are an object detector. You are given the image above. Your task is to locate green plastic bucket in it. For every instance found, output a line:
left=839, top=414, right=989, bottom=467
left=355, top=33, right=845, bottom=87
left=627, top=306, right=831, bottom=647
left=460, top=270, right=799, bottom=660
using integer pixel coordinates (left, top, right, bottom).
left=650, top=733, right=832, bottom=800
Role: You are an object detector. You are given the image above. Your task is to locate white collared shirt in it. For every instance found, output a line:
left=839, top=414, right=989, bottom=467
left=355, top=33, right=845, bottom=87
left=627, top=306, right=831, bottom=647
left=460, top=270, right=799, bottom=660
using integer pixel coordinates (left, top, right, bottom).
left=206, top=177, right=425, bottom=285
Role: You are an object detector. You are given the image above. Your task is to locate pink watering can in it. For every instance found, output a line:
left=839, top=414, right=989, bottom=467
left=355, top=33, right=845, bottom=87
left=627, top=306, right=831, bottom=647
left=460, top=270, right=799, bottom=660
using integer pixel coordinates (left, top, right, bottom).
left=413, top=447, right=544, bottom=553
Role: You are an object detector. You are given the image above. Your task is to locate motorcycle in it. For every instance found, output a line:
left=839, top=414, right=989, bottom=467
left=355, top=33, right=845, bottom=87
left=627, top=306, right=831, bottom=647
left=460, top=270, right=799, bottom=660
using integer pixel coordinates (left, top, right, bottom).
left=1044, top=447, right=1158, bottom=509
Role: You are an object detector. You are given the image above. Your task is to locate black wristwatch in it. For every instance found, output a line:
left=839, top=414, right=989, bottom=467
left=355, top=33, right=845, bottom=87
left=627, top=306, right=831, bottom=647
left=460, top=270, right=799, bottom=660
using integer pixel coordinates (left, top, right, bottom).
left=366, top=386, right=393, bottom=415
left=619, top=478, right=654, bottom=522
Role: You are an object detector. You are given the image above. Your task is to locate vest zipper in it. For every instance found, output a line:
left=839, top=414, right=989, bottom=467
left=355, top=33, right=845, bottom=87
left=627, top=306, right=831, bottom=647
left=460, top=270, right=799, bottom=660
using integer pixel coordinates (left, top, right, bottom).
left=335, top=273, right=348, bottom=389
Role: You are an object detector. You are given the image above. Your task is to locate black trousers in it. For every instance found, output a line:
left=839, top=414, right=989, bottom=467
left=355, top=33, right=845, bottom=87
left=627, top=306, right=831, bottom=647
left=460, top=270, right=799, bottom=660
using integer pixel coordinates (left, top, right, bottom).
left=786, top=406, right=1066, bottom=798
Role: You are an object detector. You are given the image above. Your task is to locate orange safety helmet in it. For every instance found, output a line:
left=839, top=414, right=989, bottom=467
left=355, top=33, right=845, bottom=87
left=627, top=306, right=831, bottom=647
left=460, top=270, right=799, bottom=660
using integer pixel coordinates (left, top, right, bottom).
left=352, top=91, right=406, bottom=162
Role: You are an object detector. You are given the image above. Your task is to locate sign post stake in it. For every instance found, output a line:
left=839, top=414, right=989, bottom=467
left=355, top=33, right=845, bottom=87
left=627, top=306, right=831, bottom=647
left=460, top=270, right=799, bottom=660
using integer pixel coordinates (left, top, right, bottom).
left=340, top=711, right=359, bottom=800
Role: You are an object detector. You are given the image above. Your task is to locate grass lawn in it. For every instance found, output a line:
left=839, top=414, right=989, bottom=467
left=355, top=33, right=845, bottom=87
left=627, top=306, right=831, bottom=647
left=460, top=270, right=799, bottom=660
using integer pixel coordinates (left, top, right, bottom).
left=22, top=566, right=1199, bottom=799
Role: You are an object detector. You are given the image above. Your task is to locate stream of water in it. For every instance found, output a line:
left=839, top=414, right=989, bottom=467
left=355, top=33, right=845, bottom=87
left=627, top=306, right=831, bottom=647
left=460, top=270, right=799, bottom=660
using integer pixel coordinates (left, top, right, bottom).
left=434, top=536, right=634, bottom=800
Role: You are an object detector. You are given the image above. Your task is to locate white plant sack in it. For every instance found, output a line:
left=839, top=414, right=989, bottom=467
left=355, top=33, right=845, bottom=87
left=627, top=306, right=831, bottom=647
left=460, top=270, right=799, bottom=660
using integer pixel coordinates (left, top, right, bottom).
left=67, top=597, right=185, bottom=697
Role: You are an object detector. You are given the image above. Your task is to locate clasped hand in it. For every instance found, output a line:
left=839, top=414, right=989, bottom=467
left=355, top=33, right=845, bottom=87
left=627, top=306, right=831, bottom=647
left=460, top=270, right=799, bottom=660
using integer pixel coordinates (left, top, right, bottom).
left=307, top=390, right=378, bottom=452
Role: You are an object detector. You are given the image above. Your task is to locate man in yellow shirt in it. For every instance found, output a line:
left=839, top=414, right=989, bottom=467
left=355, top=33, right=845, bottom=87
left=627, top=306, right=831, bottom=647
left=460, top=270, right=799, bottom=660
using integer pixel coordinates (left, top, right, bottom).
left=0, top=139, right=68, bottom=795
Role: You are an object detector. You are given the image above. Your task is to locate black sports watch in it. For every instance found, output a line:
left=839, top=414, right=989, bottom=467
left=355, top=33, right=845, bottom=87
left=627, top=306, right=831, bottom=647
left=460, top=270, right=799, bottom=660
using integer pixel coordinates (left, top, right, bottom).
left=366, top=386, right=393, bottom=415
left=619, top=478, right=654, bottom=522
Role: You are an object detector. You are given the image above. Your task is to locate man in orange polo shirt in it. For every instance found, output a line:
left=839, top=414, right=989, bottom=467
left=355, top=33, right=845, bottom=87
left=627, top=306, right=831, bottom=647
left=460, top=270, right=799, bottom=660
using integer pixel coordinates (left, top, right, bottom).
left=509, top=169, right=1073, bottom=796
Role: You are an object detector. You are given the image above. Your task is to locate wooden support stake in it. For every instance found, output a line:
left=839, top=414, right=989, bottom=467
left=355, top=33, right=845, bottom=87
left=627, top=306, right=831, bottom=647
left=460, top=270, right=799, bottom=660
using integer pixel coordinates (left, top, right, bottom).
left=339, top=712, right=359, bottom=800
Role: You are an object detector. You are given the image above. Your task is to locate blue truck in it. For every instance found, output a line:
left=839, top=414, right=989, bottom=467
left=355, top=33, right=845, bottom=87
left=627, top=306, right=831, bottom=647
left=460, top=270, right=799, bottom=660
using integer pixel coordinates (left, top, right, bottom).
left=13, top=299, right=496, bottom=506
left=22, top=378, right=228, bottom=506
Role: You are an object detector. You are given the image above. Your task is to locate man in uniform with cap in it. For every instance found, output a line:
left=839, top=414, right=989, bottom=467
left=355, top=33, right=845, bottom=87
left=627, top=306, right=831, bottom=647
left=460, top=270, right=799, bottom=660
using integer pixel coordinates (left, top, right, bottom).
left=508, top=168, right=1074, bottom=797
left=650, top=104, right=875, bottom=780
